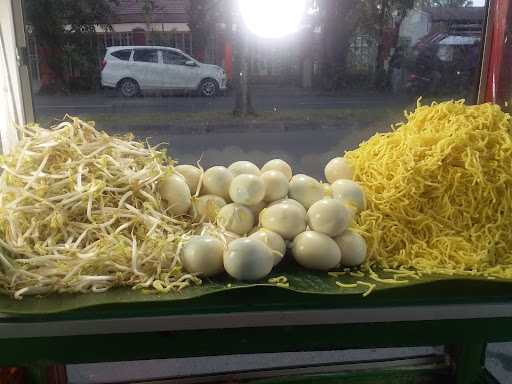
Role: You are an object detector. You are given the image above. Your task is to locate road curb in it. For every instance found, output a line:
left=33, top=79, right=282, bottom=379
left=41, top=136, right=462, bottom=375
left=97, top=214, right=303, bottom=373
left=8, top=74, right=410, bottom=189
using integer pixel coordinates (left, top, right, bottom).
left=110, top=120, right=361, bottom=136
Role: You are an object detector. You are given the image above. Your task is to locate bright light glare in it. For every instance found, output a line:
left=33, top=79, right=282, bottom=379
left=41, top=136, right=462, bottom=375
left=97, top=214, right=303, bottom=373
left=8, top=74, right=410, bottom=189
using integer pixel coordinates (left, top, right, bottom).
left=239, top=0, right=306, bottom=38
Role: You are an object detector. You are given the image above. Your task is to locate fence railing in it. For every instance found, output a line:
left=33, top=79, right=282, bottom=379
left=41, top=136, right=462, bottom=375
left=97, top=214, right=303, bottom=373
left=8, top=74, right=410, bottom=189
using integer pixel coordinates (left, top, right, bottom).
left=27, top=30, right=194, bottom=85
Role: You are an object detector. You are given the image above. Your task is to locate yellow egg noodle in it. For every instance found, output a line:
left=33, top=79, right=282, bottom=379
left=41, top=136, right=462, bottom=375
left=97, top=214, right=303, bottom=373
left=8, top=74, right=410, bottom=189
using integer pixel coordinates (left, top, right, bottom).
left=356, top=281, right=376, bottom=297
left=335, top=282, right=358, bottom=288
left=268, top=275, right=289, bottom=287
left=346, top=100, right=512, bottom=279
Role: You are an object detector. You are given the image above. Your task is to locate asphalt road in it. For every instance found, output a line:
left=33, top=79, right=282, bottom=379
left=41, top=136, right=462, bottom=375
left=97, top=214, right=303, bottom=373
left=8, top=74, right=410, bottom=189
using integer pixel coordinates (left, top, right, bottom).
left=33, top=87, right=404, bottom=117
left=33, top=87, right=406, bottom=178
left=108, top=121, right=381, bottom=180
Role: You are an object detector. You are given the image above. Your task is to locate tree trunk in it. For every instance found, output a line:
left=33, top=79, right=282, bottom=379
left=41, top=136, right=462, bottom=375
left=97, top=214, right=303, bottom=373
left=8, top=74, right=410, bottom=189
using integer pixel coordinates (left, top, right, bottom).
left=374, top=0, right=389, bottom=90
left=233, top=18, right=255, bottom=116
left=320, top=0, right=362, bottom=90
left=240, top=26, right=249, bottom=115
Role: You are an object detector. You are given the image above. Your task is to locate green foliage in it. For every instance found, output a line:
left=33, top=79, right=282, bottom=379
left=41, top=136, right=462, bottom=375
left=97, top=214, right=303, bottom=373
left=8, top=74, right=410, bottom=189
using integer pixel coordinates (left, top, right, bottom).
left=187, top=0, right=229, bottom=58
left=136, top=0, right=156, bottom=25
left=315, top=0, right=413, bottom=90
left=25, top=0, right=117, bottom=93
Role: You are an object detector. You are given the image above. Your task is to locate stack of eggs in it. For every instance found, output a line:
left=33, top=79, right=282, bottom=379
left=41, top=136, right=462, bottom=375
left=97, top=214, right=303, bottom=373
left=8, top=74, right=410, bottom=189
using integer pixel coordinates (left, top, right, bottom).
left=159, top=157, right=367, bottom=281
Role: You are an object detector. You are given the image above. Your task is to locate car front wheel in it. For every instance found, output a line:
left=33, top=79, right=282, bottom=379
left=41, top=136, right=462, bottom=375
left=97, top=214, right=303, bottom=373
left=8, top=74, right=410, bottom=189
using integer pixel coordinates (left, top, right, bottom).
left=199, top=78, right=218, bottom=97
left=118, top=78, right=140, bottom=97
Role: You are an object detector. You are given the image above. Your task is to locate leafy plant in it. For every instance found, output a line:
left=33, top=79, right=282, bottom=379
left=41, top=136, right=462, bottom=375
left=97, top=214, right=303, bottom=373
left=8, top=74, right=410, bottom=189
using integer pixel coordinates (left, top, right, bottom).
left=24, top=0, right=117, bottom=93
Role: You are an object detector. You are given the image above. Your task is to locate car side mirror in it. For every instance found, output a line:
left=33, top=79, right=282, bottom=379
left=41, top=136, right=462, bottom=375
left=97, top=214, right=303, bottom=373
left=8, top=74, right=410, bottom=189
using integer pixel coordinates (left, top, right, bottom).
left=185, top=60, right=197, bottom=67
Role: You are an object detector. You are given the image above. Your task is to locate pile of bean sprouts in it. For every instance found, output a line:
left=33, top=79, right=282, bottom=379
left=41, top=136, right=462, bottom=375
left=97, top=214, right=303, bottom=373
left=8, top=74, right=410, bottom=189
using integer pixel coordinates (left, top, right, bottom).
left=0, top=117, right=200, bottom=299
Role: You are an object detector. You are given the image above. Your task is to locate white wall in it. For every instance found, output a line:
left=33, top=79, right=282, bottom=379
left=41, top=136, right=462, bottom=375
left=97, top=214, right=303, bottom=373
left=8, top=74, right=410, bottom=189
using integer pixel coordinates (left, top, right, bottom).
left=95, top=22, right=190, bottom=33
left=399, top=9, right=431, bottom=47
left=0, top=0, right=22, bottom=153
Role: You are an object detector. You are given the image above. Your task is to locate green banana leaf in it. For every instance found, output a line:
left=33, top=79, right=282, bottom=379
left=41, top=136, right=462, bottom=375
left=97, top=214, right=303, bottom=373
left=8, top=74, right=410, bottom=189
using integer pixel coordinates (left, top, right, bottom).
left=2, top=260, right=512, bottom=315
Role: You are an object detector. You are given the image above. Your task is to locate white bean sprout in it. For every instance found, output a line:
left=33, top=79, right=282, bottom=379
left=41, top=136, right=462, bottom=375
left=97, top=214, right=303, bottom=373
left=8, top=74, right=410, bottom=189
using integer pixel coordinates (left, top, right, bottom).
left=0, top=116, right=200, bottom=299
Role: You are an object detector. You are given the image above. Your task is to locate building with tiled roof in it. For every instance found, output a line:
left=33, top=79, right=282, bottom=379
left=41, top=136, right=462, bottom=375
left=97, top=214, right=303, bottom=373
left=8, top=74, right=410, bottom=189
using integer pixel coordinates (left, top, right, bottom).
left=110, top=0, right=189, bottom=24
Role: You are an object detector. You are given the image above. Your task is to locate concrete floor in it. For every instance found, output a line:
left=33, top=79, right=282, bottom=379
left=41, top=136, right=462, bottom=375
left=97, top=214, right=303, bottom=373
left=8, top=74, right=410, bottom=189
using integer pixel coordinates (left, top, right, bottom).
left=66, top=344, right=512, bottom=383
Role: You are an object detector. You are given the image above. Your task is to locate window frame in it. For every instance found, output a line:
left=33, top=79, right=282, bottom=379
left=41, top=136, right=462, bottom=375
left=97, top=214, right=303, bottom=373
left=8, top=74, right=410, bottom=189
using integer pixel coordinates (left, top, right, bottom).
left=8, top=0, right=33, bottom=124
left=0, top=0, right=31, bottom=154
left=479, top=0, right=512, bottom=104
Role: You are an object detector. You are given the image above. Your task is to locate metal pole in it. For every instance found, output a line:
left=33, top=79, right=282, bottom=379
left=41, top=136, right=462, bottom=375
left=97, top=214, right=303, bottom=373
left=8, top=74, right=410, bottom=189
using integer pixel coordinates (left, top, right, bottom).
left=240, top=25, right=249, bottom=115
left=477, top=0, right=494, bottom=104
left=482, top=0, right=512, bottom=104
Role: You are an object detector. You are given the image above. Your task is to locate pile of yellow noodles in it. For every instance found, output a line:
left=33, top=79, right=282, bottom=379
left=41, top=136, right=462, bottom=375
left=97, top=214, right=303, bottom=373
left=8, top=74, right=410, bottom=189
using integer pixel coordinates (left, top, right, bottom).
left=345, top=100, right=512, bottom=278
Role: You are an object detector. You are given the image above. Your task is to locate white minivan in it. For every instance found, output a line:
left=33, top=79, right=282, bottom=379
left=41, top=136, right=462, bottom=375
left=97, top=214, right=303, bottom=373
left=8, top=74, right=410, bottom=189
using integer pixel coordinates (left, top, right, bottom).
left=101, top=46, right=227, bottom=97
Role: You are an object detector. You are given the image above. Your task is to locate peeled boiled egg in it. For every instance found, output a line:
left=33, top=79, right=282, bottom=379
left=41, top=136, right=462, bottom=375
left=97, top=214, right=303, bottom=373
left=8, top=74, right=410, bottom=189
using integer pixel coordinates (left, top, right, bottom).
left=260, top=201, right=307, bottom=240
left=261, top=158, right=293, bottom=181
left=217, top=203, right=254, bottom=235
left=269, top=198, right=307, bottom=217
left=306, top=198, right=353, bottom=237
left=249, top=229, right=286, bottom=266
left=175, top=164, right=202, bottom=194
left=324, top=157, right=353, bottom=183
left=159, top=174, right=192, bottom=216
left=229, top=174, right=266, bottom=206
left=331, top=179, right=366, bottom=212
left=322, top=182, right=333, bottom=197
left=195, top=222, right=240, bottom=245
left=228, top=161, right=261, bottom=177
left=292, top=231, right=341, bottom=271
left=261, top=170, right=289, bottom=202
left=180, top=236, right=224, bottom=276
left=334, top=230, right=367, bottom=267
left=223, top=238, right=274, bottom=281
left=289, top=174, right=324, bottom=209
left=247, top=200, right=267, bottom=217
left=191, top=194, right=226, bottom=221
left=202, top=166, right=233, bottom=201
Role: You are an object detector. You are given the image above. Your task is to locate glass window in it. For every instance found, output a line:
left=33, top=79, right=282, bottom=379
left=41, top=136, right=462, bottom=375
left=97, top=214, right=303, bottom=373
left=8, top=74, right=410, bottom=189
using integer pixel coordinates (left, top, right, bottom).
left=22, top=0, right=486, bottom=178
left=162, top=50, right=188, bottom=65
left=111, top=49, right=132, bottom=61
left=133, top=49, right=158, bottom=63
